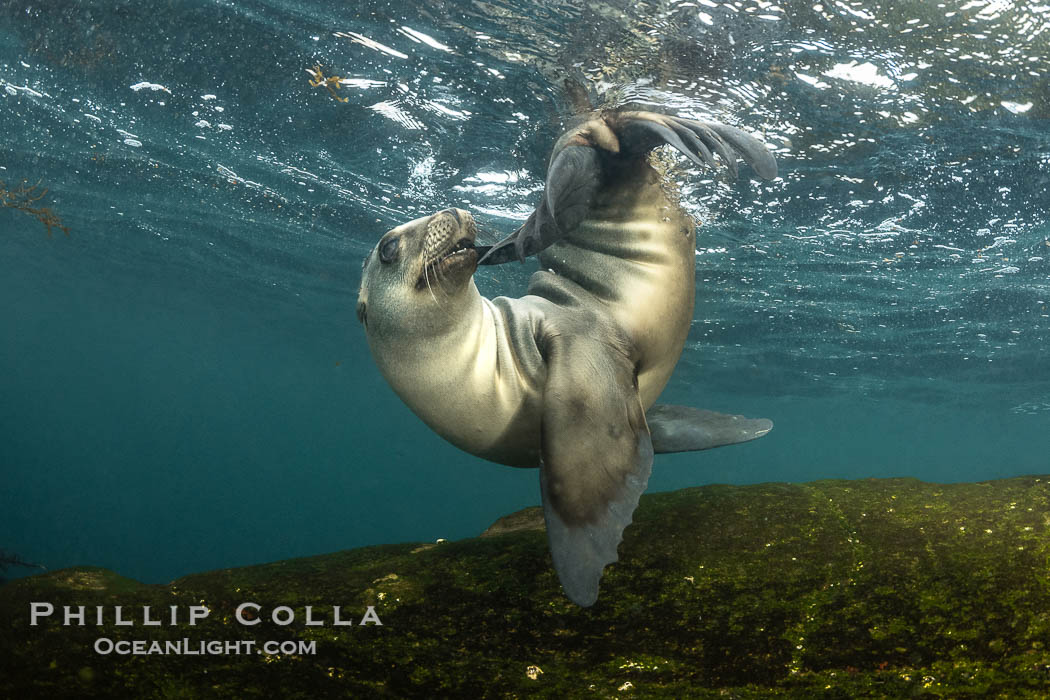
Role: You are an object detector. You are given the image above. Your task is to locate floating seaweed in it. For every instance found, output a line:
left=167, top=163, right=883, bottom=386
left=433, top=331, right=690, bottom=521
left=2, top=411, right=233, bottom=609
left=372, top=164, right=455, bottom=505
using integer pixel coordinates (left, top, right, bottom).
left=0, top=549, right=45, bottom=585
left=306, top=64, right=349, bottom=103
left=0, top=550, right=43, bottom=570
left=0, top=179, right=70, bottom=237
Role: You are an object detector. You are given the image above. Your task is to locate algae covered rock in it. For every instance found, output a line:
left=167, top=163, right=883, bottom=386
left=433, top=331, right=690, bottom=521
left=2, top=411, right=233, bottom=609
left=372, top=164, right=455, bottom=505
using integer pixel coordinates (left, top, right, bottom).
left=2, top=476, right=1050, bottom=698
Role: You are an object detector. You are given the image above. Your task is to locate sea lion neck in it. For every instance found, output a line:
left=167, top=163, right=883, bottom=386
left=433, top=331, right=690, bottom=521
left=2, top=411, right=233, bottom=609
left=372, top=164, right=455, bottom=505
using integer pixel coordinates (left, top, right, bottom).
left=367, top=280, right=544, bottom=463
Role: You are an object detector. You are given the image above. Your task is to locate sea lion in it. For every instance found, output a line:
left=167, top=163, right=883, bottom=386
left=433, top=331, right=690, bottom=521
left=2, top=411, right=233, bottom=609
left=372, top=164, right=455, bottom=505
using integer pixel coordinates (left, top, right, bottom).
left=357, top=109, right=777, bottom=606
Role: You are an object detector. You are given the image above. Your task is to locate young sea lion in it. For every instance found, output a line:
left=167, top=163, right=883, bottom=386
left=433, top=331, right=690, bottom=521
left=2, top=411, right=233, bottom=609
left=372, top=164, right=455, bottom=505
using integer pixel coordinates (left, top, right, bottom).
left=357, top=109, right=777, bottom=606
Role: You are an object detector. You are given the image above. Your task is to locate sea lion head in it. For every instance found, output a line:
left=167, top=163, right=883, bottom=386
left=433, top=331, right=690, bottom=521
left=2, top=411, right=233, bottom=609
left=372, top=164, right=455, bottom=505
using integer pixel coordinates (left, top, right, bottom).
left=356, top=207, right=479, bottom=340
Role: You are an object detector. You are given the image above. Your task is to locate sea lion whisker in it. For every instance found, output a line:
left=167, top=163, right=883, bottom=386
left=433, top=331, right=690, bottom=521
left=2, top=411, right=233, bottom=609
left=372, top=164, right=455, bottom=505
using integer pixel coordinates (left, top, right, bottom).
left=423, top=260, right=440, bottom=306
left=473, top=224, right=501, bottom=244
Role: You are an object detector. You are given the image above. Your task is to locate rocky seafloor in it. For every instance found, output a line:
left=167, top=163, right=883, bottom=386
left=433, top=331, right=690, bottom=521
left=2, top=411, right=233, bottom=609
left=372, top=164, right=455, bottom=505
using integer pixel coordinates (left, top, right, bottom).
left=2, top=476, right=1050, bottom=698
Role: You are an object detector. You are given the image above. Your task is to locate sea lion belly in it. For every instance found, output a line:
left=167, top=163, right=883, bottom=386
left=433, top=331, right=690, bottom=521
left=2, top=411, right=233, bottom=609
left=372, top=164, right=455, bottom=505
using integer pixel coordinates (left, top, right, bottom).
left=537, top=160, right=696, bottom=407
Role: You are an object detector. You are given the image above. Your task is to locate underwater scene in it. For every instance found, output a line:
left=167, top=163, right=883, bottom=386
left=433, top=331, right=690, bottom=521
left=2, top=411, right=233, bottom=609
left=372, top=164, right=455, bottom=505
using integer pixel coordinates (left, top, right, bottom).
left=2, top=0, right=1049, bottom=696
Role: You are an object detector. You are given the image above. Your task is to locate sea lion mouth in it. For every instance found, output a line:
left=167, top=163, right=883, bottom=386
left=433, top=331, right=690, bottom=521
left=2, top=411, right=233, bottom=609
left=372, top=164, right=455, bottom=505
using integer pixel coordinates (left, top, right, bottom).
left=426, top=237, right=476, bottom=270
left=417, top=210, right=479, bottom=289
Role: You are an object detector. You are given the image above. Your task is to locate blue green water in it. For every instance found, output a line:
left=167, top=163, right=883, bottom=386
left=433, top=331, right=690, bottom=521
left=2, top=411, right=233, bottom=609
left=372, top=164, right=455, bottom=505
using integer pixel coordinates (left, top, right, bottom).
left=2, top=0, right=1048, bottom=584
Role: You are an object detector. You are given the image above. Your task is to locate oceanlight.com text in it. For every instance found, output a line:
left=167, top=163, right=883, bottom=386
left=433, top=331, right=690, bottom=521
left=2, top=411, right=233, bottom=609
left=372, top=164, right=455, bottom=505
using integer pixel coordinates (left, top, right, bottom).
left=93, top=638, right=317, bottom=656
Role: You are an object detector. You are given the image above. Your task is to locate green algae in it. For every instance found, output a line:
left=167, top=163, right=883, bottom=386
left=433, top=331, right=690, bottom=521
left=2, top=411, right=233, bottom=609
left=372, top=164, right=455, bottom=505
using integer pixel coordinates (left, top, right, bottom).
left=2, top=476, right=1050, bottom=698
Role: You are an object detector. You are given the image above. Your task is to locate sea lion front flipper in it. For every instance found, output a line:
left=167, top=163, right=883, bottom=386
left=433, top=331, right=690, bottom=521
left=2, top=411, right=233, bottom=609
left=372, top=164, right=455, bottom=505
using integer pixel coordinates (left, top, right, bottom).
left=645, top=404, right=773, bottom=454
left=538, top=327, right=653, bottom=607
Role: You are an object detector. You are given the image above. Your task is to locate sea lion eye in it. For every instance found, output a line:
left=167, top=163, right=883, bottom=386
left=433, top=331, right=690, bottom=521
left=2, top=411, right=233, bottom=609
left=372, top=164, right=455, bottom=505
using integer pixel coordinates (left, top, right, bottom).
left=379, top=237, right=400, bottom=264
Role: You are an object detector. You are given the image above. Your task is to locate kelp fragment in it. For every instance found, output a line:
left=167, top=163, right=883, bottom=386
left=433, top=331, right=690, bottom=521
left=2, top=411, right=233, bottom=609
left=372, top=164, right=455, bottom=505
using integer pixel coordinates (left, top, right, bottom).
left=306, top=64, right=349, bottom=103
left=0, top=179, right=70, bottom=236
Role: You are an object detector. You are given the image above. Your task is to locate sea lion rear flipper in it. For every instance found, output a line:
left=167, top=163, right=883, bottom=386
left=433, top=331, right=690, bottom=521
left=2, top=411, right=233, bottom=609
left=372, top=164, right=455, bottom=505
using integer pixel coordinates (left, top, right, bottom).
left=645, top=404, right=773, bottom=453
left=478, top=110, right=777, bottom=265
left=538, top=327, right=653, bottom=606
left=478, top=143, right=603, bottom=265
left=613, top=111, right=778, bottom=181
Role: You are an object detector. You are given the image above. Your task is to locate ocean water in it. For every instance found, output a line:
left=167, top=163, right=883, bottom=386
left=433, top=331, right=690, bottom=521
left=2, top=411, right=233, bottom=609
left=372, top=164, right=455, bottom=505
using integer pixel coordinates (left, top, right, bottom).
left=1, top=0, right=1047, bottom=584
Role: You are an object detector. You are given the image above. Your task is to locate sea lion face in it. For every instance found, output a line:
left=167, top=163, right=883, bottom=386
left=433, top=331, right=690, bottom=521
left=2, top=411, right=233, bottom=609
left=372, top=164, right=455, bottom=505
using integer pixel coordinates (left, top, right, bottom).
left=356, top=208, right=478, bottom=339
